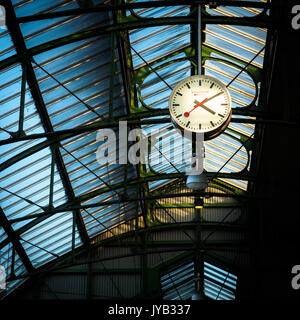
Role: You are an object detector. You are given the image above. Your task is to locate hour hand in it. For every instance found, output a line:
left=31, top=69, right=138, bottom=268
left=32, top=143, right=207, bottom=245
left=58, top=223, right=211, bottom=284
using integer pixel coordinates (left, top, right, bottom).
left=194, top=100, right=215, bottom=115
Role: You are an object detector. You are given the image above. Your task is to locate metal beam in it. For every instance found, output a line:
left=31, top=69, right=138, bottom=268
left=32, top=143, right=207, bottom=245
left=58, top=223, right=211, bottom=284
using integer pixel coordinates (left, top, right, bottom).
left=52, top=268, right=141, bottom=275
left=1, top=106, right=293, bottom=146
left=0, top=12, right=272, bottom=73
left=13, top=0, right=270, bottom=24
left=0, top=113, right=297, bottom=173
left=5, top=1, right=90, bottom=249
left=4, top=244, right=248, bottom=281
left=0, top=187, right=252, bottom=251
left=0, top=207, right=34, bottom=273
left=5, top=188, right=251, bottom=231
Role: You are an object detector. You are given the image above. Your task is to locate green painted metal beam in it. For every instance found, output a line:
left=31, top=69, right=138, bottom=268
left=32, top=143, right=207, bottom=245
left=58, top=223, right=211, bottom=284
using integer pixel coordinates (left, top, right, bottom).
left=13, top=1, right=271, bottom=23
left=88, top=221, right=248, bottom=248
left=6, top=186, right=250, bottom=225
left=5, top=243, right=248, bottom=281
left=0, top=14, right=272, bottom=72
left=154, top=202, right=241, bottom=208
left=0, top=108, right=274, bottom=146
left=5, top=2, right=90, bottom=249
left=102, top=240, right=248, bottom=248
left=51, top=268, right=141, bottom=274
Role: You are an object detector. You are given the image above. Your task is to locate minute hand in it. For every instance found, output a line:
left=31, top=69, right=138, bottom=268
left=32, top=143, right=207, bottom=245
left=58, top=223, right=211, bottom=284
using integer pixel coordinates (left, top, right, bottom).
left=193, top=91, right=223, bottom=114
left=200, top=91, right=223, bottom=104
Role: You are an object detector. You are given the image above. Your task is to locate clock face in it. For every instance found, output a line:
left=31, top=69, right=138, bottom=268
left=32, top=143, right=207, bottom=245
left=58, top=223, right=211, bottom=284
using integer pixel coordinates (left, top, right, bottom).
left=169, top=75, right=232, bottom=139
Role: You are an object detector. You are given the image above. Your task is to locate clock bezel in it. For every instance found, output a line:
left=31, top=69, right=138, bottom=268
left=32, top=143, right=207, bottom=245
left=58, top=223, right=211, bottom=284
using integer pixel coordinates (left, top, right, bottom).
left=168, top=74, right=232, bottom=140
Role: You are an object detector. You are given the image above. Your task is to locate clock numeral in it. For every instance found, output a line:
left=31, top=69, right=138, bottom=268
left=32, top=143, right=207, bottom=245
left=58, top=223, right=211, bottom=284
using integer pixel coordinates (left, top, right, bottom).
left=199, top=80, right=202, bottom=86
left=221, top=103, right=227, bottom=106
left=176, top=92, right=182, bottom=96
left=186, top=83, right=190, bottom=89
left=199, top=123, right=201, bottom=129
left=218, top=113, right=224, bottom=118
left=210, top=121, right=214, bottom=126
left=176, top=114, right=182, bottom=118
left=210, top=83, right=214, bottom=89
left=186, top=121, right=190, bottom=127
left=173, top=104, right=179, bottom=106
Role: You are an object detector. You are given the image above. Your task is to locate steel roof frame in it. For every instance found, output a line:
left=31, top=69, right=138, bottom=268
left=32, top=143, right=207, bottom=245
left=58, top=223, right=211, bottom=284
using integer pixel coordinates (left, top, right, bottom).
left=4, top=2, right=90, bottom=250
left=0, top=0, right=275, bottom=299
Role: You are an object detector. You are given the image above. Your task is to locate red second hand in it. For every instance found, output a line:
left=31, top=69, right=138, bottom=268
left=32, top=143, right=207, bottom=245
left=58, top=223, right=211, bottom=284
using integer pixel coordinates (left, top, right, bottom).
left=184, top=97, right=208, bottom=117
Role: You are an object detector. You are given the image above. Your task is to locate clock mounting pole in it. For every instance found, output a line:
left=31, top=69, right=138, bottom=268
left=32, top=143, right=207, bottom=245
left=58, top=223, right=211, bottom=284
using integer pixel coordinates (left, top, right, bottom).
left=196, top=4, right=205, bottom=174
left=197, top=4, right=202, bottom=76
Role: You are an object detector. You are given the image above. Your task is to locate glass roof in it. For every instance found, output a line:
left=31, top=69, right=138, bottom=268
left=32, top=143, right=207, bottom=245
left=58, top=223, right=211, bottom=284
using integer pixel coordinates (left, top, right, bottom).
left=0, top=0, right=269, bottom=297
left=160, top=260, right=237, bottom=300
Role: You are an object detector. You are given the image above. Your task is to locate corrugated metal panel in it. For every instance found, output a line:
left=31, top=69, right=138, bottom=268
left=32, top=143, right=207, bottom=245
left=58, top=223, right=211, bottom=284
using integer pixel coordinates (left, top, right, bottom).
left=94, top=248, right=141, bottom=270
left=204, top=261, right=237, bottom=300
left=201, top=207, right=242, bottom=223
left=82, top=197, right=139, bottom=237
left=101, top=256, right=141, bottom=270
left=155, top=207, right=195, bottom=223
left=161, top=261, right=195, bottom=300
left=201, top=230, right=247, bottom=242
left=150, top=230, right=194, bottom=242
left=29, top=17, right=137, bottom=236
left=20, top=211, right=81, bottom=267
left=1, top=148, right=67, bottom=222
left=147, top=248, right=185, bottom=268
left=206, top=1, right=268, bottom=19
left=0, top=27, right=17, bottom=60
left=14, top=0, right=107, bottom=48
left=155, top=184, right=243, bottom=223
left=0, top=227, right=6, bottom=248
left=154, top=206, right=242, bottom=224
left=205, top=4, right=266, bottom=68
left=0, top=63, right=46, bottom=159
left=40, top=274, right=87, bottom=299
left=139, top=55, right=191, bottom=110
left=92, top=273, right=141, bottom=299
left=209, top=250, right=251, bottom=268
left=129, top=4, right=191, bottom=69
left=203, top=2, right=267, bottom=192
left=13, top=0, right=81, bottom=17
left=32, top=34, right=126, bottom=130
left=91, top=215, right=145, bottom=242
left=129, top=2, right=190, bottom=19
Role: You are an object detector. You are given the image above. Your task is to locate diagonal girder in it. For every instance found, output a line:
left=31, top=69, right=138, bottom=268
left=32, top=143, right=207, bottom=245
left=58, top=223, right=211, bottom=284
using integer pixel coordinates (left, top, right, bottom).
left=0, top=207, right=34, bottom=273
left=5, top=1, right=90, bottom=248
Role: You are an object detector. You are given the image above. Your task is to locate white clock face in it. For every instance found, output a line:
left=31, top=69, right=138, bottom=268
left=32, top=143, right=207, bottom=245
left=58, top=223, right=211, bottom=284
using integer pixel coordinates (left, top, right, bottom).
left=169, top=75, right=232, bottom=136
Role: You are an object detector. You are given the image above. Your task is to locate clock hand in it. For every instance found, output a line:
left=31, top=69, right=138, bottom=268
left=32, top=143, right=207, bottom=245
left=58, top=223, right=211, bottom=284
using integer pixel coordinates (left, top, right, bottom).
left=194, top=100, right=216, bottom=115
left=183, top=90, right=224, bottom=117
left=184, top=97, right=208, bottom=117
left=201, top=91, right=223, bottom=104
left=192, top=89, right=224, bottom=115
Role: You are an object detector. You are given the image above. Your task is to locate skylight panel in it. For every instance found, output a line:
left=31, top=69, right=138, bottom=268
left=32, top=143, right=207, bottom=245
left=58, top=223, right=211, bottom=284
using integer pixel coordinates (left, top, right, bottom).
left=161, top=260, right=237, bottom=300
